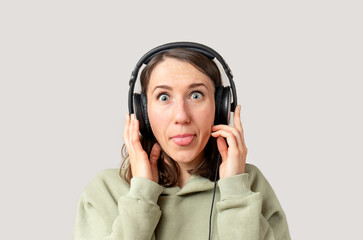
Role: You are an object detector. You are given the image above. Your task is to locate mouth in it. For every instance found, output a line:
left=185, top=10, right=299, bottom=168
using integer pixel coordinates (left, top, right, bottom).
left=171, top=134, right=195, bottom=146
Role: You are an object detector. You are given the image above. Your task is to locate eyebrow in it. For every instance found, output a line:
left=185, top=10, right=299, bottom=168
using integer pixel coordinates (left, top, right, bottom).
left=152, top=83, right=209, bottom=94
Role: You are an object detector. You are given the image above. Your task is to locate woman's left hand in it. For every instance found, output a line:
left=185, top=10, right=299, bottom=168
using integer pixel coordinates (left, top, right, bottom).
left=211, top=105, right=247, bottom=179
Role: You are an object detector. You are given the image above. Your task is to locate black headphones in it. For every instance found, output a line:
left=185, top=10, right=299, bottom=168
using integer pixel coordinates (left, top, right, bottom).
left=128, top=42, right=237, bottom=137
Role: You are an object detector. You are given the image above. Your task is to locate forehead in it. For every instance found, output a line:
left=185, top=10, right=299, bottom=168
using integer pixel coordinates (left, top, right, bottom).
left=148, top=58, right=214, bottom=90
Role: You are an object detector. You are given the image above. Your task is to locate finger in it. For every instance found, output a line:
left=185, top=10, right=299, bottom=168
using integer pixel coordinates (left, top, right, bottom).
left=211, top=129, right=238, bottom=154
left=216, top=137, right=228, bottom=162
left=130, top=114, right=144, bottom=154
left=212, top=124, right=234, bottom=130
left=149, top=143, right=161, bottom=166
left=234, top=105, right=243, bottom=133
left=123, top=113, right=131, bottom=150
left=213, top=123, right=242, bottom=140
left=212, top=125, right=244, bottom=151
left=233, top=106, right=247, bottom=150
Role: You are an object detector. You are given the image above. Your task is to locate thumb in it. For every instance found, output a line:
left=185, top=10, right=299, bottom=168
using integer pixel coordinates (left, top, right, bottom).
left=216, top=137, right=228, bottom=162
left=149, top=143, right=161, bottom=166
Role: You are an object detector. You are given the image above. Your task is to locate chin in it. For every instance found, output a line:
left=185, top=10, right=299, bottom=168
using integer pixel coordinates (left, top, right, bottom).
left=162, top=146, right=204, bottom=167
left=172, top=153, right=197, bottom=163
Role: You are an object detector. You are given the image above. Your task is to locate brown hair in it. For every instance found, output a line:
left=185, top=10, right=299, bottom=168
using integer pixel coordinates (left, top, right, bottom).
left=121, top=48, right=222, bottom=187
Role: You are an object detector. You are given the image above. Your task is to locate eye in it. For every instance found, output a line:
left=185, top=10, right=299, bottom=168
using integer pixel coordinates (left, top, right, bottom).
left=157, top=93, right=170, bottom=102
left=190, top=91, right=203, bottom=100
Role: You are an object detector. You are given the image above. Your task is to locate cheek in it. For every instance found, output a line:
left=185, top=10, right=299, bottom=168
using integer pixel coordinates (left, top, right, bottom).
left=197, top=107, right=215, bottom=132
left=147, top=102, right=167, bottom=137
left=191, top=98, right=216, bottom=134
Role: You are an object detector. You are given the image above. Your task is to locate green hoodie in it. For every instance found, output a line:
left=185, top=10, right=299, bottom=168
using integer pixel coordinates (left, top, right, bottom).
left=73, top=163, right=290, bottom=240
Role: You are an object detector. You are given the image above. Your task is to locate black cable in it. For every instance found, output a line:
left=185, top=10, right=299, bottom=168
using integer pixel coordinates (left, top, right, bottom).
left=208, top=155, right=221, bottom=240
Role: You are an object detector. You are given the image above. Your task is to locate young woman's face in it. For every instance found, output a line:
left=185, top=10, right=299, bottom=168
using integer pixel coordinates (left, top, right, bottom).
left=147, top=58, right=216, bottom=170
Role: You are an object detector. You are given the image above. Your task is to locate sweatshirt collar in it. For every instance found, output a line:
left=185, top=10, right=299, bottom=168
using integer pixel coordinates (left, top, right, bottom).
left=161, top=175, right=216, bottom=196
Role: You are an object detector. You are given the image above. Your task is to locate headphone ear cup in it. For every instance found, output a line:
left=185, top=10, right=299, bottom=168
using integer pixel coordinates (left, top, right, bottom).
left=214, top=86, right=223, bottom=125
left=133, top=93, right=147, bottom=136
left=140, top=92, right=152, bottom=136
left=214, top=86, right=231, bottom=125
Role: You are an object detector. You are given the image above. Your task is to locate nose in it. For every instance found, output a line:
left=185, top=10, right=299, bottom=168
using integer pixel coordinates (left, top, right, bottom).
left=173, top=99, right=190, bottom=125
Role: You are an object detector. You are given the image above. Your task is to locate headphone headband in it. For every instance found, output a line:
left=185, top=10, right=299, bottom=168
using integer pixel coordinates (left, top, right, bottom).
left=128, top=42, right=237, bottom=114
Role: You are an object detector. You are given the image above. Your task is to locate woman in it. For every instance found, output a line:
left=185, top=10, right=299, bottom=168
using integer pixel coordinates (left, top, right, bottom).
left=73, top=43, right=290, bottom=240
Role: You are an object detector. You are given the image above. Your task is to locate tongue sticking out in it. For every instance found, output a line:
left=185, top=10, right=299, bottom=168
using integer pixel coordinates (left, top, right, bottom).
left=171, top=135, right=194, bottom=146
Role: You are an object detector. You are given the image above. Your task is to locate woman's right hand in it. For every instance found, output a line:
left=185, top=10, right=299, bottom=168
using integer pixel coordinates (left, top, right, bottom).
left=123, top=113, right=161, bottom=183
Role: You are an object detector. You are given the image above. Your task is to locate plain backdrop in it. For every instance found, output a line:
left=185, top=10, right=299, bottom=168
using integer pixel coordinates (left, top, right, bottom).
left=1, top=1, right=362, bottom=239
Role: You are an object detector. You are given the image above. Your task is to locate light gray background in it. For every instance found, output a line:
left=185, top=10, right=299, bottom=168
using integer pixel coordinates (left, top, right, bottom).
left=1, top=1, right=362, bottom=239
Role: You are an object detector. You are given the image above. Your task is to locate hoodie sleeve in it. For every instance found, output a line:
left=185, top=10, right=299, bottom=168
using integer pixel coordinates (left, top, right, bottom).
left=73, top=174, right=164, bottom=240
left=216, top=164, right=291, bottom=240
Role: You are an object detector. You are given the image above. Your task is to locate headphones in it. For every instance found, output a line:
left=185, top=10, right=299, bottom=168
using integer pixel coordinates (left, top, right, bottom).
left=128, top=42, right=237, bottom=137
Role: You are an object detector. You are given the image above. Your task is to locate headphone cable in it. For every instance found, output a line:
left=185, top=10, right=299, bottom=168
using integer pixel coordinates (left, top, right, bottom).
left=208, top=155, right=221, bottom=240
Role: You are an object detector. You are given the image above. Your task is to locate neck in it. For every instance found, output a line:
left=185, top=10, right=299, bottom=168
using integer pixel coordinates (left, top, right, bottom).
left=176, top=168, right=191, bottom=188
left=176, top=156, right=205, bottom=188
